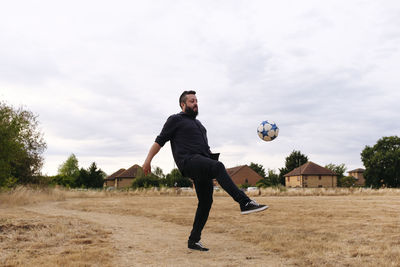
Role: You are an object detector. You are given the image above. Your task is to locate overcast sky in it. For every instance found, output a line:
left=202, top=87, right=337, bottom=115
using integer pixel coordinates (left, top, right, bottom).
left=1, top=0, right=399, bottom=176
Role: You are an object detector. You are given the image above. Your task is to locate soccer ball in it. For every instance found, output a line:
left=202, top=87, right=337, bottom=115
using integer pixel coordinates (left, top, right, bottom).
left=257, top=121, right=279, bottom=141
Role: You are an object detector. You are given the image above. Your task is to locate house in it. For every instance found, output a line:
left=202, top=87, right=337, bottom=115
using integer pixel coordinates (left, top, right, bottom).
left=284, top=161, right=337, bottom=188
left=348, top=168, right=365, bottom=186
left=223, top=165, right=264, bottom=186
left=104, top=164, right=143, bottom=188
left=104, top=168, right=126, bottom=187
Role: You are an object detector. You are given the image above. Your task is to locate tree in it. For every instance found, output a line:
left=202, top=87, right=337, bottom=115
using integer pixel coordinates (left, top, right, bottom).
left=164, top=168, right=193, bottom=187
left=58, top=154, right=79, bottom=177
left=340, top=176, right=357, bottom=188
left=267, top=169, right=280, bottom=186
left=0, top=101, right=46, bottom=186
left=279, top=150, right=308, bottom=185
left=249, top=162, right=266, bottom=178
left=239, top=180, right=251, bottom=189
left=57, top=154, right=80, bottom=186
left=361, top=136, right=400, bottom=188
left=76, top=162, right=106, bottom=188
left=132, top=167, right=162, bottom=189
left=325, top=163, right=346, bottom=187
left=152, top=166, right=165, bottom=179
left=51, top=174, right=76, bottom=188
left=132, top=175, right=160, bottom=188
left=256, top=169, right=280, bottom=188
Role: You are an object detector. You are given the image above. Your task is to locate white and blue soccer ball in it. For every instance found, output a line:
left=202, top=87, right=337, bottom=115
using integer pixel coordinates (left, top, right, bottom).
left=257, top=121, right=279, bottom=142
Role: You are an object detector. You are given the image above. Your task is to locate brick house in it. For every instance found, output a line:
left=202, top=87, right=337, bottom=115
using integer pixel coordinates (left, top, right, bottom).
left=104, top=168, right=126, bottom=187
left=284, top=161, right=337, bottom=188
left=348, top=168, right=365, bottom=186
left=222, top=165, right=264, bottom=186
left=104, top=164, right=143, bottom=188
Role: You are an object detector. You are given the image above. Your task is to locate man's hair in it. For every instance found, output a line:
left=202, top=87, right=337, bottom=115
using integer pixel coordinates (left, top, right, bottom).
left=179, top=90, right=196, bottom=108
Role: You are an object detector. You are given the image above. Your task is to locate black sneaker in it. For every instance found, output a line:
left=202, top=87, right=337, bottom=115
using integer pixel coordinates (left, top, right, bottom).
left=240, top=199, right=269, bottom=215
left=188, top=240, right=209, bottom=251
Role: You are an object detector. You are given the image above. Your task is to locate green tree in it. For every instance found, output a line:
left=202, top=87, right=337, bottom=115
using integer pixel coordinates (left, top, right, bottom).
left=267, top=169, right=280, bottom=186
left=57, top=154, right=80, bottom=186
left=132, top=175, right=160, bottom=188
left=152, top=166, right=165, bottom=178
left=76, top=162, right=106, bottom=188
left=325, top=163, right=346, bottom=187
left=51, top=174, right=76, bottom=188
left=0, top=101, right=46, bottom=186
left=132, top=167, right=162, bottom=189
left=361, top=136, right=400, bottom=188
left=279, top=150, right=308, bottom=185
left=249, top=162, right=266, bottom=178
left=164, top=168, right=193, bottom=187
left=256, top=169, right=280, bottom=187
left=340, top=176, right=357, bottom=187
left=239, top=181, right=251, bottom=189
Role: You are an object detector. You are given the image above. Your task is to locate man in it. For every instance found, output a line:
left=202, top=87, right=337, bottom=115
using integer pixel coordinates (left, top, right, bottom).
left=142, top=90, right=268, bottom=252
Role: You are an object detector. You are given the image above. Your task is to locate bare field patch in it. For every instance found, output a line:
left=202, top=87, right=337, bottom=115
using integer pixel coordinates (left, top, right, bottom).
left=56, top=193, right=400, bottom=266
left=0, top=209, right=113, bottom=267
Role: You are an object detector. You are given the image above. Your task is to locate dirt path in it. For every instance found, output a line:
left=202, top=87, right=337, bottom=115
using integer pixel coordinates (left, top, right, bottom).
left=26, top=199, right=290, bottom=267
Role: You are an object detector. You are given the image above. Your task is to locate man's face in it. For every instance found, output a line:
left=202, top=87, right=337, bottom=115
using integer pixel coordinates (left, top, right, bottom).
left=182, top=94, right=198, bottom=118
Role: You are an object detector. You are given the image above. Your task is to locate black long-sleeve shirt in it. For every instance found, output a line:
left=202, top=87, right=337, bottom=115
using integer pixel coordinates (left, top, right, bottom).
left=155, top=112, right=211, bottom=172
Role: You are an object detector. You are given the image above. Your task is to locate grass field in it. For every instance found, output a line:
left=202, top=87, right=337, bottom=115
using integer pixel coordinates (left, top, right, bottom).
left=1, top=187, right=400, bottom=266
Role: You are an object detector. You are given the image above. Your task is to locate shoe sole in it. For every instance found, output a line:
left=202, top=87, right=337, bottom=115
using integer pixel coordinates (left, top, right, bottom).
left=241, top=205, right=269, bottom=215
left=188, top=246, right=209, bottom=251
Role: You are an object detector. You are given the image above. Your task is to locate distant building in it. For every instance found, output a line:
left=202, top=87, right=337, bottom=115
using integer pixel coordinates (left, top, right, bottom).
left=104, top=164, right=143, bottom=188
left=223, top=165, right=264, bottom=186
left=105, top=164, right=264, bottom=189
left=284, top=161, right=337, bottom=188
left=348, top=168, right=365, bottom=186
left=104, top=168, right=125, bottom=188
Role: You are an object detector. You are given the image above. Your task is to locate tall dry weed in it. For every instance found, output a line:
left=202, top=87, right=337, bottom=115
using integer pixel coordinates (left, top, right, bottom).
left=245, top=187, right=400, bottom=197
left=0, top=186, right=66, bottom=207
left=120, top=186, right=400, bottom=197
left=1, top=186, right=399, bottom=208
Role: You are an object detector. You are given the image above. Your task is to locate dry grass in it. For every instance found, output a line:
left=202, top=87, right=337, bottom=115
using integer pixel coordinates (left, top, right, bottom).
left=1, top=187, right=400, bottom=266
left=0, top=209, right=113, bottom=267
left=2, top=186, right=399, bottom=208
left=52, top=189, right=400, bottom=266
left=56, top=190, right=400, bottom=266
left=255, top=186, right=400, bottom=197
left=0, top=186, right=66, bottom=207
left=120, top=186, right=400, bottom=197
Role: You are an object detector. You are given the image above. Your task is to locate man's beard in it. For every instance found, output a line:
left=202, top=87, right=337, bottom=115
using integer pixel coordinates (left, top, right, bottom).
left=185, top=106, right=198, bottom=119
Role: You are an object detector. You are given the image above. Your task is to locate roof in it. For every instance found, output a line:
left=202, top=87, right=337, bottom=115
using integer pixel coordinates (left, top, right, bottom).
left=226, top=165, right=247, bottom=177
left=348, top=168, right=365, bottom=173
left=116, top=164, right=143, bottom=178
left=104, top=168, right=126, bottom=181
left=226, top=165, right=264, bottom=179
left=284, top=161, right=336, bottom=177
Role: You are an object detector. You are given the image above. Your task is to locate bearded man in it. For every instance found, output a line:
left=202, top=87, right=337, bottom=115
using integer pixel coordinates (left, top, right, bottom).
left=143, top=90, right=268, bottom=251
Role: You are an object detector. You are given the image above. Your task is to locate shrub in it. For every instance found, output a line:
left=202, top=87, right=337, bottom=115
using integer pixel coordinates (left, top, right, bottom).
left=51, top=175, right=76, bottom=188
left=163, top=168, right=193, bottom=187
left=339, top=176, right=358, bottom=188
left=132, top=176, right=160, bottom=189
left=239, top=182, right=251, bottom=189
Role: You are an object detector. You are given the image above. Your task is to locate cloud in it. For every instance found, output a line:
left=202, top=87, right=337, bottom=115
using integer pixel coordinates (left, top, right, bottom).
left=1, top=0, right=400, bottom=175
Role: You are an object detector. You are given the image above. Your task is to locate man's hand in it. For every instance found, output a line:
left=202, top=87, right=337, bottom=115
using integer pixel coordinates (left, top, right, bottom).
left=142, top=142, right=162, bottom=176
left=142, top=161, right=151, bottom=176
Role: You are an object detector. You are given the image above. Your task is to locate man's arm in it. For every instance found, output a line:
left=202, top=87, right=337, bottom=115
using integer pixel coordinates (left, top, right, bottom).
left=142, top=142, right=162, bottom=175
left=143, top=114, right=179, bottom=175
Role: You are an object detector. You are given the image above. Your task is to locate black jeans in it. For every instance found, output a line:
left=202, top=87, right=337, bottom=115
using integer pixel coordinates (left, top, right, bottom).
left=183, top=154, right=250, bottom=242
